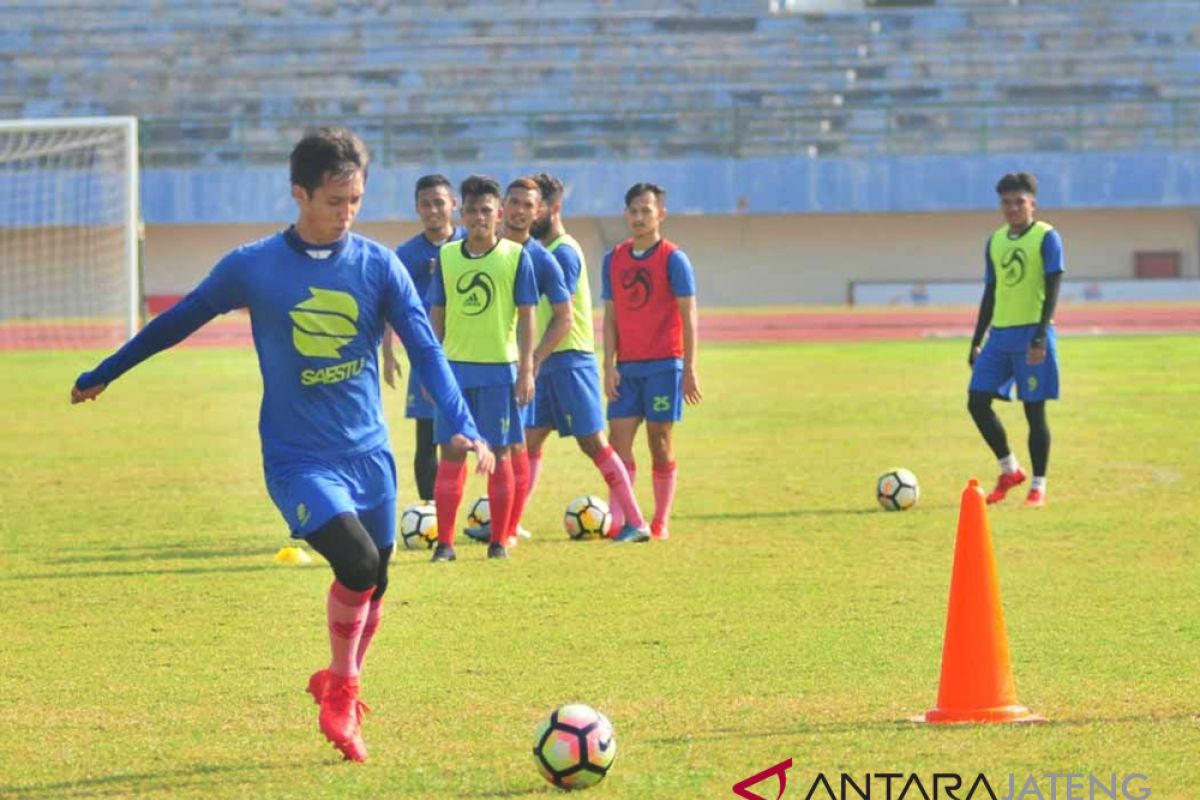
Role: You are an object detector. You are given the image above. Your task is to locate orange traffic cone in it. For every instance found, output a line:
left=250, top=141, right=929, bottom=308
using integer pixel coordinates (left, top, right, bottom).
left=918, top=479, right=1045, bottom=724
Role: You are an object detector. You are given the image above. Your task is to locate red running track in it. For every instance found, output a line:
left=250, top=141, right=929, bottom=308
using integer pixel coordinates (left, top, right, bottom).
left=3, top=304, right=1198, bottom=350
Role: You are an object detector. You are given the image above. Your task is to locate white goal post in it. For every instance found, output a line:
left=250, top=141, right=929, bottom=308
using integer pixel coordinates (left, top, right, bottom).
left=0, top=116, right=140, bottom=347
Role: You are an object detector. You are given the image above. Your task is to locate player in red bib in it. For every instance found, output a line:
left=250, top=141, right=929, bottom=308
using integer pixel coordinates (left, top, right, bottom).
left=601, top=183, right=702, bottom=541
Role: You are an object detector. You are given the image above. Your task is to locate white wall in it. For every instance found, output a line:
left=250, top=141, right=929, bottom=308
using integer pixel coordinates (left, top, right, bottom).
left=143, top=208, right=1200, bottom=305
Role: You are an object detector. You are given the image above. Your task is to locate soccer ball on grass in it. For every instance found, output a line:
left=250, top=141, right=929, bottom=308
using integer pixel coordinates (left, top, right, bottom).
left=399, top=503, right=438, bottom=550
left=532, top=703, right=617, bottom=790
left=563, top=496, right=612, bottom=540
left=876, top=468, right=919, bottom=511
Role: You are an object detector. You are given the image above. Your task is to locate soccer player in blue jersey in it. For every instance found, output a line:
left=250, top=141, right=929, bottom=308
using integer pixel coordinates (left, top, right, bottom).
left=466, top=176, right=573, bottom=547
left=603, top=182, right=702, bottom=542
left=427, top=175, right=539, bottom=561
left=968, top=171, right=1064, bottom=507
left=69, top=128, right=492, bottom=763
left=386, top=175, right=467, bottom=503
left=517, top=172, right=652, bottom=541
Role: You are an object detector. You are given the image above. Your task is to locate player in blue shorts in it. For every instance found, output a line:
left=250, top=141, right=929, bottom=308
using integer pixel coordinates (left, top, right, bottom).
left=603, top=183, right=702, bottom=542
left=70, top=128, right=492, bottom=763
left=467, top=176, right=574, bottom=547
left=427, top=175, right=539, bottom=561
left=514, top=172, right=652, bottom=542
left=968, top=171, right=1064, bottom=508
left=386, top=175, right=466, bottom=503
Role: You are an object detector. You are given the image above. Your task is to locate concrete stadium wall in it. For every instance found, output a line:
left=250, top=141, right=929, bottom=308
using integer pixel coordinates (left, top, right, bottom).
left=144, top=207, right=1200, bottom=306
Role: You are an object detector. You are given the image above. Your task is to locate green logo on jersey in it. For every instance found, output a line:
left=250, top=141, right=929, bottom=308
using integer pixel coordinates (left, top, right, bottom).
left=455, top=271, right=496, bottom=316
left=1027, top=375, right=1039, bottom=392
left=500, top=416, right=511, bottom=437
left=999, top=247, right=1027, bottom=287
left=652, top=395, right=671, bottom=412
left=297, top=503, right=310, bottom=526
left=289, top=288, right=359, bottom=358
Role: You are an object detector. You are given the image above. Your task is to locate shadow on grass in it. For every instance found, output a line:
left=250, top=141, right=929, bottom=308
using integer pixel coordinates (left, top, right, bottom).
left=0, top=760, right=312, bottom=800
left=46, top=544, right=276, bottom=565
left=645, top=711, right=1200, bottom=745
left=2, top=563, right=272, bottom=582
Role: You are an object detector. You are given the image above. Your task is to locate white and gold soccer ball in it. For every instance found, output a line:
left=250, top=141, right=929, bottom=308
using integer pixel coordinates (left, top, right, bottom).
left=563, top=496, right=612, bottom=540
left=399, top=502, right=438, bottom=550
left=876, top=468, right=919, bottom=511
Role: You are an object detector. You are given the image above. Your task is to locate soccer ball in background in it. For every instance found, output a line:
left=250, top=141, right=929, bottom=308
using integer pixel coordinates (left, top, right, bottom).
left=877, top=468, right=920, bottom=511
left=467, top=495, right=490, bottom=529
left=532, top=703, right=617, bottom=791
left=563, top=496, right=612, bottom=540
left=399, top=503, right=438, bottom=550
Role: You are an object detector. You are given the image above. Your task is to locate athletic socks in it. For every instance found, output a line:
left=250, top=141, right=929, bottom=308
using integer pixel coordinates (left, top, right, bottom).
left=1030, top=476, right=1046, bottom=492
left=355, top=599, right=383, bottom=672
left=593, top=446, right=646, bottom=530
left=527, top=452, right=543, bottom=500
left=434, top=459, right=467, bottom=547
left=999, top=454, right=1020, bottom=475
left=327, top=581, right=374, bottom=678
left=651, top=461, right=677, bottom=535
left=487, top=457, right=515, bottom=546
left=610, top=459, right=636, bottom=531
left=509, top=448, right=532, bottom=536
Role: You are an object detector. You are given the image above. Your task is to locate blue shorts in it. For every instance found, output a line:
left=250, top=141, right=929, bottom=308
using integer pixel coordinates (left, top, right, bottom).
left=435, top=383, right=524, bottom=447
left=265, top=448, right=398, bottom=548
left=404, top=371, right=434, bottom=420
left=607, top=364, right=684, bottom=422
left=525, top=366, right=606, bottom=437
left=969, top=326, right=1060, bottom=402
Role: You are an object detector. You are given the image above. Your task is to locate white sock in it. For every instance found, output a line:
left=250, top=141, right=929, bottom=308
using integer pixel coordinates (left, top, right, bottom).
left=999, top=454, right=1020, bottom=474
left=1030, top=476, right=1046, bottom=491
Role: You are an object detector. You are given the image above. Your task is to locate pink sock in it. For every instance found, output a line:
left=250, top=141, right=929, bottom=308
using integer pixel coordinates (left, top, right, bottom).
left=434, top=459, right=467, bottom=546
left=488, top=457, right=515, bottom=545
left=610, top=458, right=636, bottom=531
left=593, top=446, right=645, bottom=530
left=509, top=448, right=531, bottom=535
left=355, top=598, right=383, bottom=672
left=527, top=452, right=543, bottom=499
left=652, top=461, right=677, bottom=536
left=327, top=581, right=374, bottom=677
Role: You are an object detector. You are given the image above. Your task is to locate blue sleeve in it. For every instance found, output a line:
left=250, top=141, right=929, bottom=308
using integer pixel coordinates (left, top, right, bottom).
left=193, top=250, right=249, bottom=313
left=536, top=249, right=570, bottom=305
left=381, top=254, right=480, bottom=441
left=984, top=238, right=996, bottom=284
left=75, top=293, right=218, bottom=389
left=600, top=252, right=613, bottom=300
left=426, top=254, right=447, bottom=307
left=514, top=251, right=539, bottom=306
left=553, top=244, right=583, bottom=296
left=1042, top=229, right=1064, bottom=274
left=667, top=251, right=696, bottom=298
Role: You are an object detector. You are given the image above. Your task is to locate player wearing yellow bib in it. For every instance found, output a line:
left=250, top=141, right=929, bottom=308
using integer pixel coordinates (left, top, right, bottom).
left=520, top=172, right=652, bottom=542
left=968, top=172, right=1064, bottom=507
left=427, top=175, right=539, bottom=560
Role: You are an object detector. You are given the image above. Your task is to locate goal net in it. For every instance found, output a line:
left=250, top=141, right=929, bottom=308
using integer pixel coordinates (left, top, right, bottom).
left=0, top=116, right=140, bottom=348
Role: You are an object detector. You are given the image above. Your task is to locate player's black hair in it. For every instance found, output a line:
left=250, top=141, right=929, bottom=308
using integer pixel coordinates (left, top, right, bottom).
left=415, top=173, right=454, bottom=201
left=624, top=182, right=666, bottom=208
left=533, top=172, right=564, bottom=205
left=289, top=127, right=369, bottom=196
left=460, top=174, right=502, bottom=205
left=995, top=172, right=1038, bottom=196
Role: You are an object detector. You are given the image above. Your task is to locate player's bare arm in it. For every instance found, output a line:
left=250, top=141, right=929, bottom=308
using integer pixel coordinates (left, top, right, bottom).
left=70, top=383, right=107, bottom=404
left=602, top=299, right=621, bottom=401
left=515, top=304, right=536, bottom=406
left=380, top=326, right=402, bottom=388
left=678, top=295, right=701, bottom=405
left=532, top=300, right=572, bottom=371
left=451, top=433, right=495, bottom=475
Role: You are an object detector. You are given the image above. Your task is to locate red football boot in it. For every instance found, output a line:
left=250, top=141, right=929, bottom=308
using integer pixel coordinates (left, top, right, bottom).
left=986, top=468, right=1027, bottom=504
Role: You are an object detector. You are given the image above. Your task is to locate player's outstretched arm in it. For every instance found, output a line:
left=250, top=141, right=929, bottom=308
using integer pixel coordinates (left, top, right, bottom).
left=678, top=295, right=702, bottom=405
left=69, top=293, right=218, bottom=405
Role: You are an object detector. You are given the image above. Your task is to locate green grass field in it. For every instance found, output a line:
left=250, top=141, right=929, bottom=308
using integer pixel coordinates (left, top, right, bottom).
left=1, top=336, right=1198, bottom=799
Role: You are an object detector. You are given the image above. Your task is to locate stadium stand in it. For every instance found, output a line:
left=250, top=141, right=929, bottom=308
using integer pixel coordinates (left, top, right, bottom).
left=3, top=0, right=1198, bottom=168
